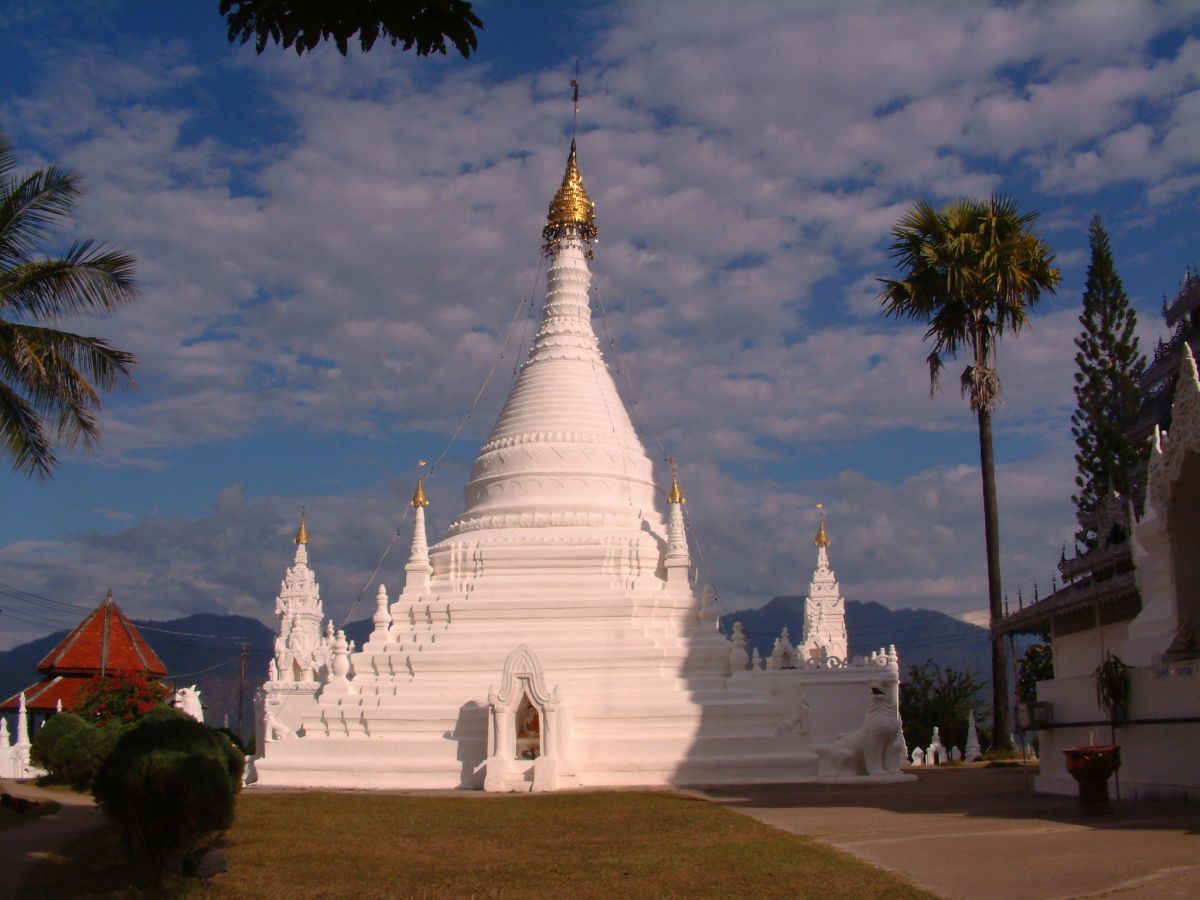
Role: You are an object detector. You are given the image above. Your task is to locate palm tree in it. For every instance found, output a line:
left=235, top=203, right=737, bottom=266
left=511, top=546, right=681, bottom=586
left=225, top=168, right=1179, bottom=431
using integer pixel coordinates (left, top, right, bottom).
left=879, top=195, right=1059, bottom=751
left=0, top=132, right=139, bottom=479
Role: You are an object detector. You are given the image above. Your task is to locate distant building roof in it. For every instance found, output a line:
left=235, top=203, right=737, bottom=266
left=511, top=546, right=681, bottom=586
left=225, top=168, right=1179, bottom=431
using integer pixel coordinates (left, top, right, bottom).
left=1, top=591, right=167, bottom=713
left=35, top=590, right=166, bottom=677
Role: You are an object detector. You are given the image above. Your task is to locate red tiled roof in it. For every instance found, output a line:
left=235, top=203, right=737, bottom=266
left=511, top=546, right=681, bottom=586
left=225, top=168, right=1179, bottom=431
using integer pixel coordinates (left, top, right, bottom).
left=0, top=675, right=93, bottom=712
left=35, top=592, right=167, bottom=677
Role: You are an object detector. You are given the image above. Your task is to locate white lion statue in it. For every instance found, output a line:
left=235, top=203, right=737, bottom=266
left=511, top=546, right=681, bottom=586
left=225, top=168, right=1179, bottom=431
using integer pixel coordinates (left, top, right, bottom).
left=170, top=685, right=205, bottom=724
left=827, top=678, right=904, bottom=776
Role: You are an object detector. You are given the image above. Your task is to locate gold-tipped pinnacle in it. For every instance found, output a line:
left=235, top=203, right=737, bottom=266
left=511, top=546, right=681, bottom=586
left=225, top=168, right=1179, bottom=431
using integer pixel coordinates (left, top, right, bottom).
left=814, top=503, right=829, bottom=548
left=411, top=479, right=430, bottom=508
left=294, top=512, right=310, bottom=545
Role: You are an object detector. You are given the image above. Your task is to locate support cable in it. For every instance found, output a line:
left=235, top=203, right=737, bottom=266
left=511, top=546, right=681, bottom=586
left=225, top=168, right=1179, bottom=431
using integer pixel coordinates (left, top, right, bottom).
left=338, top=255, right=545, bottom=628
left=590, top=280, right=723, bottom=618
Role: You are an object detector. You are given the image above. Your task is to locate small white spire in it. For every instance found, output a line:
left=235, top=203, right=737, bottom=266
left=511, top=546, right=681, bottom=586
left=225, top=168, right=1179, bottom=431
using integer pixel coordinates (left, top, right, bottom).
left=664, top=460, right=691, bottom=583
left=405, top=473, right=432, bottom=592
left=371, top=584, right=392, bottom=644
left=17, top=692, right=30, bottom=747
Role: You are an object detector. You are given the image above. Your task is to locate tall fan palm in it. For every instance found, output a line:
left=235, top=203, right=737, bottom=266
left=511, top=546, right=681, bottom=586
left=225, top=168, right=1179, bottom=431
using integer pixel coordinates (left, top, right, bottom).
left=879, top=195, right=1060, bottom=751
left=0, top=132, right=139, bottom=479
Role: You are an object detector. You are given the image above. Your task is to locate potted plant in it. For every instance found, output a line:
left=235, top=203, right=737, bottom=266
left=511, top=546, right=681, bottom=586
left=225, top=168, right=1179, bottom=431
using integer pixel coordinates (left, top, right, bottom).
left=1062, top=653, right=1130, bottom=814
left=1062, top=740, right=1121, bottom=815
left=1094, top=652, right=1131, bottom=724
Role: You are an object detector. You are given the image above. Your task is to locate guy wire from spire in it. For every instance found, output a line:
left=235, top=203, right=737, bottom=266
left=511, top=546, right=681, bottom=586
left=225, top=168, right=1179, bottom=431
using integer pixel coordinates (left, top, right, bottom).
left=505, top=254, right=546, bottom=393
left=589, top=278, right=728, bottom=620
left=338, top=268, right=542, bottom=628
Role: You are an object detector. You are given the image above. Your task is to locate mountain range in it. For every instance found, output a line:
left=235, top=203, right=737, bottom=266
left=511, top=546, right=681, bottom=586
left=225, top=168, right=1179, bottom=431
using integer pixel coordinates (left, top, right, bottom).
left=2, top=600, right=990, bottom=739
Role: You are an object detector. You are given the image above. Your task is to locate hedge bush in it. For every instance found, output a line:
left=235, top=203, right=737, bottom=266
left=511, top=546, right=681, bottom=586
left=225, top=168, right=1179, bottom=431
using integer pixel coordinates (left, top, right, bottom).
left=92, top=708, right=245, bottom=884
left=29, top=713, right=123, bottom=788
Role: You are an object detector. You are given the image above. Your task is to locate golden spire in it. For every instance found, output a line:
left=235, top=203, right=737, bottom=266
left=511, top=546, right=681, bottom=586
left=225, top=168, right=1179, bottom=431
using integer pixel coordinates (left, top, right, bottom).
left=667, top=461, right=685, bottom=505
left=543, top=138, right=598, bottom=248
left=814, top=503, right=829, bottom=548
left=411, top=479, right=429, bottom=508
left=294, top=512, right=309, bottom=545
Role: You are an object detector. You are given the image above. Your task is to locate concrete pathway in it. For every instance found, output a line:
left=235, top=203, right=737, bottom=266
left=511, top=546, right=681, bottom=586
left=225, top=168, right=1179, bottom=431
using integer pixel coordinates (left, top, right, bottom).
left=1, top=778, right=107, bottom=893
left=697, top=767, right=1200, bottom=900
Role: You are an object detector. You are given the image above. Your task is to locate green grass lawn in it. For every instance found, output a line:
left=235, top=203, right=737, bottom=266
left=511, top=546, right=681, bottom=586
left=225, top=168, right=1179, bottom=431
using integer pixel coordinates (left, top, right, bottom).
left=25, top=790, right=933, bottom=899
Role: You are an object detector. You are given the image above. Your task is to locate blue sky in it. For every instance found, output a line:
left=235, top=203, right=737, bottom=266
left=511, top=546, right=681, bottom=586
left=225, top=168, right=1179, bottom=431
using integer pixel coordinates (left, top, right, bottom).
left=2, top=0, right=1198, bottom=648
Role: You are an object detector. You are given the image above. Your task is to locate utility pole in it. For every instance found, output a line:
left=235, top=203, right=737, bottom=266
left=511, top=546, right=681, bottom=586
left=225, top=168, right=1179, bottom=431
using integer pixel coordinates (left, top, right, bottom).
left=237, top=641, right=249, bottom=740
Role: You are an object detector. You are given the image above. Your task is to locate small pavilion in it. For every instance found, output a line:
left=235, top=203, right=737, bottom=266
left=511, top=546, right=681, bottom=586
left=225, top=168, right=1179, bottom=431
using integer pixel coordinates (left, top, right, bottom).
left=0, top=590, right=167, bottom=730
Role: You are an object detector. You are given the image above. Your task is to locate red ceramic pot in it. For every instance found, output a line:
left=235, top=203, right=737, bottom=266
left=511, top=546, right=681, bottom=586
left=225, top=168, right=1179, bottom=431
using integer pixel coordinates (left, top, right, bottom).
left=1063, top=745, right=1120, bottom=815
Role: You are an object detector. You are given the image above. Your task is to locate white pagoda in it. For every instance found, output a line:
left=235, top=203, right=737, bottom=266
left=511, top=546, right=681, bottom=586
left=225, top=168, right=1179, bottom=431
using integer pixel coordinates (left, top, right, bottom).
left=251, top=140, right=908, bottom=791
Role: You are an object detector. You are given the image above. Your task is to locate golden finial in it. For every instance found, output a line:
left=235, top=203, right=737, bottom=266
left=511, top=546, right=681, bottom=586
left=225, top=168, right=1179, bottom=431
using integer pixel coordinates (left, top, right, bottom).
left=814, top=503, right=829, bottom=548
left=294, top=511, right=309, bottom=545
left=667, top=459, right=685, bottom=505
left=543, top=138, right=598, bottom=248
left=411, top=480, right=429, bottom=508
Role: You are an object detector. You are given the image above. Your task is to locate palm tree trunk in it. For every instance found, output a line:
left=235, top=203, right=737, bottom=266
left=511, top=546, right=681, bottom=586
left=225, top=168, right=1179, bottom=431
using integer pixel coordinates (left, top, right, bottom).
left=978, top=407, right=1015, bottom=750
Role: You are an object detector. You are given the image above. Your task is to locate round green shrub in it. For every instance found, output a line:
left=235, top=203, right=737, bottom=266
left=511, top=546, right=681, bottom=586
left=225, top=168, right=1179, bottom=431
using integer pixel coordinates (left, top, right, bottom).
left=30, top=712, right=123, bottom=788
left=92, top=712, right=245, bottom=883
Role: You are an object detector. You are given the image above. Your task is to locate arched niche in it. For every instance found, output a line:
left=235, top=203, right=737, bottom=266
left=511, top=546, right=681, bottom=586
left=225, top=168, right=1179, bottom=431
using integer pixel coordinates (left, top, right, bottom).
left=483, top=644, right=572, bottom=792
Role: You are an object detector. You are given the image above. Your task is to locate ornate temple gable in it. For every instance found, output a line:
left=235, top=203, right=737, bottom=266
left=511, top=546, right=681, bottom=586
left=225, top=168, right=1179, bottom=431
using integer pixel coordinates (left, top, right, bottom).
left=490, top=644, right=560, bottom=710
left=1146, top=344, right=1200, bottom=513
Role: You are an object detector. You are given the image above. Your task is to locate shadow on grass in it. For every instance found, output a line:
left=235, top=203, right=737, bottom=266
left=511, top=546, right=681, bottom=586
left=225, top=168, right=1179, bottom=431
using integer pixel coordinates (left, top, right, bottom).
left=15, top=825, right=195, bottom=900
left=0, top=799, right=61, bottom=831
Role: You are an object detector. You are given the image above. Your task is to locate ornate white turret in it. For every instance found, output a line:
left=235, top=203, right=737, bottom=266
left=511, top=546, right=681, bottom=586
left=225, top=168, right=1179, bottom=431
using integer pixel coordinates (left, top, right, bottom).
left=802, top=504, right=848, bottom=661
left=271, top=514, right=329, bottom=683
left=664, top=463, right=691, bottom=583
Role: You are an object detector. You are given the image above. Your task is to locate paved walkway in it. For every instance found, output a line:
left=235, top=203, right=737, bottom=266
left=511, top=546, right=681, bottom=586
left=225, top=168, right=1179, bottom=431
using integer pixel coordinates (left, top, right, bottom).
left=697, top=767, right=1200, bottom=899
left=1, top=779, right=106, bottom=893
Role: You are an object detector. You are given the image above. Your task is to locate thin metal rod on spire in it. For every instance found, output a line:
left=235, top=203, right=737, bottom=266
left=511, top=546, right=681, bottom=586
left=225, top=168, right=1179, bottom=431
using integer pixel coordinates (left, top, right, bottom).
left=571, top=59, right=580, bottom=140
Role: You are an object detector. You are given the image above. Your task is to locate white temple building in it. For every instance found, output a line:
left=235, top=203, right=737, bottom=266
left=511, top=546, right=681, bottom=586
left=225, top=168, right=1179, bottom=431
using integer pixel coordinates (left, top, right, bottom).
left=251, top=140, right=908, bottom=791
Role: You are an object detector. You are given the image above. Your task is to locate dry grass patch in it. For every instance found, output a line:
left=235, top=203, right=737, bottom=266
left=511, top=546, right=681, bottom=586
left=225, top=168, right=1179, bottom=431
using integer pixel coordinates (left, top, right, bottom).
left=25, top=790, right=932, bottom=898
left=206, top=791, right=928, bottom=899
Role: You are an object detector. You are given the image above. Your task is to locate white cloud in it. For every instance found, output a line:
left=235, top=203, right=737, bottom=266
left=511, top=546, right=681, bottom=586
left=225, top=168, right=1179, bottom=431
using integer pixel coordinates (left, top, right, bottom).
left=1, top=0, right=1197, bottom=644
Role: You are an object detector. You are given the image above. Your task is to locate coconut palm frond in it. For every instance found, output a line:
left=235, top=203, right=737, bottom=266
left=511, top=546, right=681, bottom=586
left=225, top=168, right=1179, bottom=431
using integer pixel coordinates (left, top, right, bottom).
left=0, top=165, right=82, bottom=269
left=0, top=130, right=139, bottom=478
left=0, top=378, right=55, bottom=478
left=0, top=242, right=140, bottom=319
